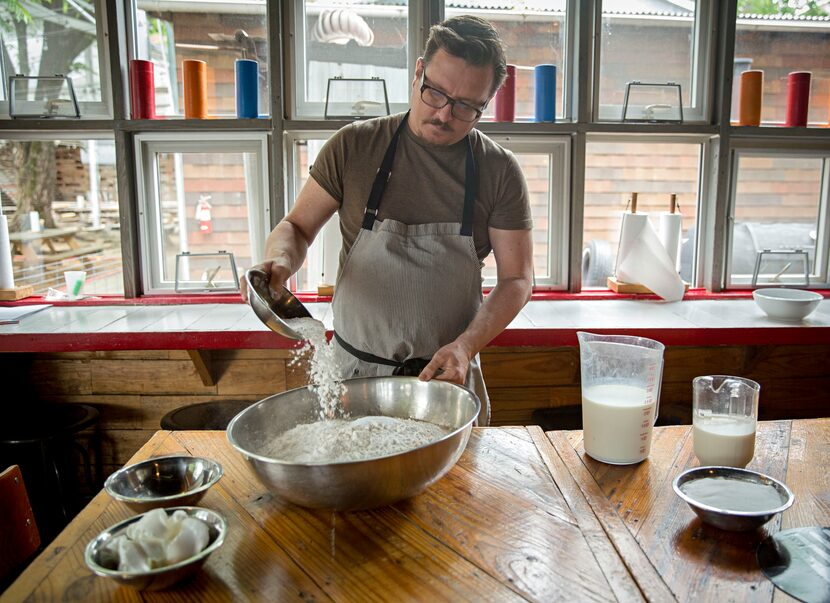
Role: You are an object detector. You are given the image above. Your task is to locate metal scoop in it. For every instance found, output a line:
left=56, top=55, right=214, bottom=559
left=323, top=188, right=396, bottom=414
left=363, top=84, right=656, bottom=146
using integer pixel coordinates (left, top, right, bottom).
left=246, top=267, right=312, bottom=340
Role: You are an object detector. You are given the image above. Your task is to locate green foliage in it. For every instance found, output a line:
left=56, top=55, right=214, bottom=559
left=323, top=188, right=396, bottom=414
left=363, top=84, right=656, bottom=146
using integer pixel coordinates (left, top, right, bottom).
left=0, top=0, right=33, bottom=31
left=738, top=0, right=828, bottom=16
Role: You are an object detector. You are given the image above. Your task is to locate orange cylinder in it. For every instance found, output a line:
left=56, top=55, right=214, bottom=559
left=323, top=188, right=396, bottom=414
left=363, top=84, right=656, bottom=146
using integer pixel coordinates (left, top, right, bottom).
left=738, top=70, right=763, bottom=126
left=183, top=59, right=208, bottom=119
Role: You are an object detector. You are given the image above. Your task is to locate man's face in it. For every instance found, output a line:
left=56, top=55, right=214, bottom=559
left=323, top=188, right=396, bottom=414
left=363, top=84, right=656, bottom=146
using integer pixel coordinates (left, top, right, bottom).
left=409, top=49, right=494, bottom=146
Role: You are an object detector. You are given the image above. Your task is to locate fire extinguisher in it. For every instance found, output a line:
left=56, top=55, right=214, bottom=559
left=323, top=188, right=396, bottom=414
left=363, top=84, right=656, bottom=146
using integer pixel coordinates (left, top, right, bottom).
left=196, top=194, right=213, bottom=234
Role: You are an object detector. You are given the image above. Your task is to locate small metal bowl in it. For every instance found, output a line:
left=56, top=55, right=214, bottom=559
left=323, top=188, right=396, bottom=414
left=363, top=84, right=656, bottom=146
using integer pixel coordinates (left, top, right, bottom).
left=104, top=455, right=223, bottom=512
left=246, top=267, right=312, bottom=340
left=673, top=466, right=794, bottom=531
left=85, top=506, right=226, bottom=591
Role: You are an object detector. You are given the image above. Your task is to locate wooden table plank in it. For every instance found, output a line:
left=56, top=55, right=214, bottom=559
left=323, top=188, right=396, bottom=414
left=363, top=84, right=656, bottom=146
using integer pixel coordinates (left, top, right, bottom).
left=564, top=421, right=797, bottom=603
left=541, top=428, right=676, bottom=602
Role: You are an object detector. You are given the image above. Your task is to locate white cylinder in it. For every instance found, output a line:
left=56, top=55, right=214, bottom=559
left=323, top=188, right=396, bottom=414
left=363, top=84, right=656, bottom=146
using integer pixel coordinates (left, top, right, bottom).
left=657, top=212, right=683, bottom=271
left=28, top=210, right=41, bottom=232
left=0, top=215, right=15, bottom=289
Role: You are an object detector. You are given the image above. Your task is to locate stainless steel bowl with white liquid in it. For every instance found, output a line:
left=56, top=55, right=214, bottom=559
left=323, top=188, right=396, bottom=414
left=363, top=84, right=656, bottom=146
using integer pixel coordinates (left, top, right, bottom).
left=226, top=376, right=480, bottom=510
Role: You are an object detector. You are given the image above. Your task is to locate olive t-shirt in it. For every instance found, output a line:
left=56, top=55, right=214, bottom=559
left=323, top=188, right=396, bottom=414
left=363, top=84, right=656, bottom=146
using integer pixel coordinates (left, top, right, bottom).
left=309, top=112, right=532, bottom=269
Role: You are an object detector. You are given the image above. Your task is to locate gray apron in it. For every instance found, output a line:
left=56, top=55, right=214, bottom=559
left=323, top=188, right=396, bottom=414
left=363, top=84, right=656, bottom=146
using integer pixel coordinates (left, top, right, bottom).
left=332, top=112, right=491, bottom=425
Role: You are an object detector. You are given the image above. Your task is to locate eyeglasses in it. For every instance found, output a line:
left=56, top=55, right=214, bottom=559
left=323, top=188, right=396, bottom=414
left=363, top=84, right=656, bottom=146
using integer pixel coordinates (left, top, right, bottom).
left=419, top=68, right=486, bottom=123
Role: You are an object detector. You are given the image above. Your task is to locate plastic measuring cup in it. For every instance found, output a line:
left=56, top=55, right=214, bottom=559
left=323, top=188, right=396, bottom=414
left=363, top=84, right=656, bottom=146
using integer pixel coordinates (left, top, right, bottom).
left=693, top=375, right=760, bottom=468
left=577, top=331, right=665, bottom=464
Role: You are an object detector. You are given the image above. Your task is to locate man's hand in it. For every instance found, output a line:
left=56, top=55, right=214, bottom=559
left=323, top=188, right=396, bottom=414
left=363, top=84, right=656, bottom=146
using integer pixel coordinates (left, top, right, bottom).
left=419, top=339, right=474, bottom=385
left=239, top=260, right=292, bottom=302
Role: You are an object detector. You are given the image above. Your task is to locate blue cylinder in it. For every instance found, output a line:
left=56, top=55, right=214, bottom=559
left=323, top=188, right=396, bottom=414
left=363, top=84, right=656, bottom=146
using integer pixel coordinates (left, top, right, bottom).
left=235, top=59, right=259, bottom=119
left=534, top=64, right=557, bottom=122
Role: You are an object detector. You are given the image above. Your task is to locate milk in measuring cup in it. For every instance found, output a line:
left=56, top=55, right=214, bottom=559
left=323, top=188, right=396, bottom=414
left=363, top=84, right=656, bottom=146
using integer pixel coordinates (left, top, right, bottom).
left=693, top=415, right=755, bottom=468
left=582, top=384, right=656, bottom=464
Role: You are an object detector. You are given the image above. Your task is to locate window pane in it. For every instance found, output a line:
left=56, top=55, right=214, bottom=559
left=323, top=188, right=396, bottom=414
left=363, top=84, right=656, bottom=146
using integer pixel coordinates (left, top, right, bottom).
left=482, top=153, right=551, bottom=283
left=598, top=1, right=697, bottom=120
left=153, top=151, right=256, bottom=287
left=733, top=11, right=830, bottom=125
left=583, top=141, right=700, bottom=287
left=444, top=4, right=567, bottom=121
left=0, top=139, right=123, bottom=295
left=289, top=138, right=340, bottom=293
left=298, top=1, right=409, bottom=117
left=730, top=155, right=822, bottom=285
left=0, top=3, right=102, bottom=104
left=134, top=1, right=269, bottom=117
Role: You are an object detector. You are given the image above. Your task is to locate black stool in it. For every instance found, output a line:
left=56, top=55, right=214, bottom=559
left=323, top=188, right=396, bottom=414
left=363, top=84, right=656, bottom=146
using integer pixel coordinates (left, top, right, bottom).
left=161, top=400, right=254, bottom=431
left=0, top=403, right=100, bottom=542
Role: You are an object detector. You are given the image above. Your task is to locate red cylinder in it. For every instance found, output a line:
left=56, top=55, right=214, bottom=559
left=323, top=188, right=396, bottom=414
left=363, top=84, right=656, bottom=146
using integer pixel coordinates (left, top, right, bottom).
left=129, top=59, right=156, bottom=120
left=494, top=64, right=516, bottom=122
left=785, top=71, right=811, bottom=127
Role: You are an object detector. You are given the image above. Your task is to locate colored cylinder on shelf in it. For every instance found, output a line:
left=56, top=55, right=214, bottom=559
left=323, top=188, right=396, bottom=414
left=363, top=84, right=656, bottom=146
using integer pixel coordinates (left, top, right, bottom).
left=785, top=71, right=811, bottom=127
left=129, top=59, right=156, bottom=119
left=183, top=59, right=208, bottom=119
left=534, top=64, right=557, bottom=122
left=494, top=64, right=516, bottom=122
left=235, top=59, right=259, bottom=119
left=738, top=70, right=763, bottom=126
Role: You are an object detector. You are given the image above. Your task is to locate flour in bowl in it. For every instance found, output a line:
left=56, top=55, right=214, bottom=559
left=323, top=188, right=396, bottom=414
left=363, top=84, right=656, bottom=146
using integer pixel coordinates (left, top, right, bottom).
left=263, top=415, right=450, bottom=463
left=285, top=317, right=345, bottom=419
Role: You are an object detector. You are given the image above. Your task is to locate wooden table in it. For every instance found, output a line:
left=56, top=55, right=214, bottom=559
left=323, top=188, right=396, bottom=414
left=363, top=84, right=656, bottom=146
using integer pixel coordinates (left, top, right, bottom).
left=4, top=419, right=827, bottom=602
left=8, top=227, right=81, bottom=256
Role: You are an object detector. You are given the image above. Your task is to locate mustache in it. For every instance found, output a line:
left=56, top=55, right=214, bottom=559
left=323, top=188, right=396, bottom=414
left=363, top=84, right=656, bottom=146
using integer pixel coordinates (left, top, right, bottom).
left=424, top=118, right=452, bottom=131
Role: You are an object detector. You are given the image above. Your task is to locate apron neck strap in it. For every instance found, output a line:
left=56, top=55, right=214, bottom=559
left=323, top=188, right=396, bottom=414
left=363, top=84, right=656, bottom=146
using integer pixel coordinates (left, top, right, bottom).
left=361, top=112, right=477, bottom=236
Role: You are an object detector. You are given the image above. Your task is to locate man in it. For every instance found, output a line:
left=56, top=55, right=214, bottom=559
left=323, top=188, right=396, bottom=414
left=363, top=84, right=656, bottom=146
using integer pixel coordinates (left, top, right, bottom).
left=244, top=15, right=533, bottom=425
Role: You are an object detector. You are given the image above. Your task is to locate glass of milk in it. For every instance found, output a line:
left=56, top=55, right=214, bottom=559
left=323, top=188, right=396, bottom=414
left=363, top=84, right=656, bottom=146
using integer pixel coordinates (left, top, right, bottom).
left=578, top=332, right=665, bottom=465
left=692, top=376, right=760, bottom=468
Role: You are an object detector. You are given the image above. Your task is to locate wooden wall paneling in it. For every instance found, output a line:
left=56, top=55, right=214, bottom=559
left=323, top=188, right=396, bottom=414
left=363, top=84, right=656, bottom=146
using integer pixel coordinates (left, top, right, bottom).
left=742, top=345, right=830, bottom=379
left=29, top=358, right=92, bottom=396
left=213, top=355, right=288, bottom=396
left=481, top=347, right=579, bottom=387
left=661, top=346, right=747, bottom=383
left=89, top=358, right=218, bottom=395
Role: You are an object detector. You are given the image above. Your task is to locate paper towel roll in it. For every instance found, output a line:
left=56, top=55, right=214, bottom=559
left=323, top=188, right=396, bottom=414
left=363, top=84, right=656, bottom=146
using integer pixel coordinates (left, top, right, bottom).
left=657, top=212, right=682, bottom=270
left=0, top=215, right=15, bottom=289
left=616, top=211, right=685, bottom=302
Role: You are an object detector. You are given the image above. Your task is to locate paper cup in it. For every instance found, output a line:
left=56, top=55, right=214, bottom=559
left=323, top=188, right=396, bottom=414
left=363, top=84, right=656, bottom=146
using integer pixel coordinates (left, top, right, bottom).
left=64, top=271, right=87, bottom=299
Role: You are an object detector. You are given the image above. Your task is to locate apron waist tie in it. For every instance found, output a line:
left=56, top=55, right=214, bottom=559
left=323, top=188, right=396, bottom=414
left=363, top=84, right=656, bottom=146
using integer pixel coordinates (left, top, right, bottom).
left=333, top=331, right=430, bottom=377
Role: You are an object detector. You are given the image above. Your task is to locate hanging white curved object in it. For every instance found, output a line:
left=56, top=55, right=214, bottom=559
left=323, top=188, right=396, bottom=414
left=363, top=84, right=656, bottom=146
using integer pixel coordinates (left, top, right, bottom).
left=312, top=9, right=374, bottom=47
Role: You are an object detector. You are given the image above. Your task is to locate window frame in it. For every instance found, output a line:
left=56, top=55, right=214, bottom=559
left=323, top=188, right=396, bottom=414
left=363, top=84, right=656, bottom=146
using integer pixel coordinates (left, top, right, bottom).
left=488, top=135, right=571, bottom=289
left=0, top=0, right=113, bottom=119
left=134, top=131, right=271, bottom=294
left=593, top=0, right=716, bottom=124
left=287, top=1, right=421, bottom=120
left=725, top=143, right=830, bottom=289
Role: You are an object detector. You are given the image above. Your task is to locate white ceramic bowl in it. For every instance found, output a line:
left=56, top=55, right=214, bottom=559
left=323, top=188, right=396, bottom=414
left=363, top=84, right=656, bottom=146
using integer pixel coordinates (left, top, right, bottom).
left=753, top=288, right=822, bottom=321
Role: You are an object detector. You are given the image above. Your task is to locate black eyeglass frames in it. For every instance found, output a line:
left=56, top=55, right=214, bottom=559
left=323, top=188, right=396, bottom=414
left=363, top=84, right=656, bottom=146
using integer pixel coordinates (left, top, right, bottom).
left=419, top=68, right=486, bottom=122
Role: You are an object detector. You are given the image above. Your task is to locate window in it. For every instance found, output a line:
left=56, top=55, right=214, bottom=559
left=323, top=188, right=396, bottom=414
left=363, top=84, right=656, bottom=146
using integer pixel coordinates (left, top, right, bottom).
left=489, top=138, right=570, bottom=288
left=290, top=1, right=415, bottom=119
left=582, top=139, right=702, bottom=287
left=727, top=149, right=828, bottom=287
left=0, top=0, right=111, bottom=117
left=732, top=10, right=830, bottom=126
left=444, top=2, right=569, bottom=122
left=132, top=0, right=269, bottom=118
left=284, top=132, right=341, bottom=292
left=0, top=137, right=123, bottom=295
left=596, top=0, right=713, bottom=123
left=135, top=133, right=270, bottom=292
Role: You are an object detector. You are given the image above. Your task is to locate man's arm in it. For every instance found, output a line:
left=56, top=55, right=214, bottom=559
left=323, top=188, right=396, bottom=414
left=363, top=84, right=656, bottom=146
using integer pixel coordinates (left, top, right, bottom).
left=241, top=177, right=340, bottom=300
left=420, top=226, right=533, bottom=384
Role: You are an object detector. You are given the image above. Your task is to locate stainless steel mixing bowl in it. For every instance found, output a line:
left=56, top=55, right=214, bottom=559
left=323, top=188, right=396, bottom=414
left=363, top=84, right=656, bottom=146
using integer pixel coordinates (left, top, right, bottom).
left=104, top=455, right=223, bottom=512
left=246, top=267, right=312, bottom=340
left=226, top=376, right=480, bottom=510
left=84, top=506, right=227, bottom=591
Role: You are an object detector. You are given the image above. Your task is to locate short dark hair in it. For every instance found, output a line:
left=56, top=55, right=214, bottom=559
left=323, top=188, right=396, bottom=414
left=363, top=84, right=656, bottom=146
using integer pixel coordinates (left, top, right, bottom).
left=423, top=15, right=506, bottom=99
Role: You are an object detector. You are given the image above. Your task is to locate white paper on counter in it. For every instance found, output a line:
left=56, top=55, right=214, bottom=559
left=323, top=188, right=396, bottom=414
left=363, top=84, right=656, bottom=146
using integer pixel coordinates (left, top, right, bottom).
left=0, top=214, right=14, bottom=289
left=657, top=212, right=682, bottom=270
left=616, top=212, right=685, bottom=302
